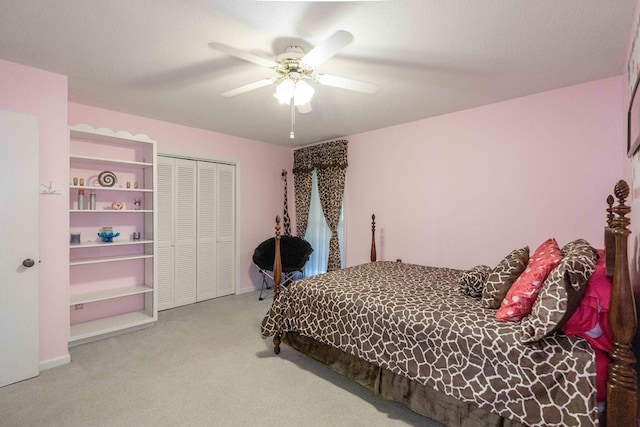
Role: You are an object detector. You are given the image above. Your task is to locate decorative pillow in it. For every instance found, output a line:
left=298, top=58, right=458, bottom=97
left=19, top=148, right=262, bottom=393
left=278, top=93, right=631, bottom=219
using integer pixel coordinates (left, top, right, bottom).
left=520, top=241, right=598, bottom=343
left=459, top=265, right=491, bottom=299
left=481, top=247, right=530, bottom=309
left=496, top=238, right=562, bottom=322
left=561, top=238, right=598, bottom=258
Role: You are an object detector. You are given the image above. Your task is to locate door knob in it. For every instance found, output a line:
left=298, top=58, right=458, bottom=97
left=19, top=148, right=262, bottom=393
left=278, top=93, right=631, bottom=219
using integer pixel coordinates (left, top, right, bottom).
left=22, top=259, right=35, bottom=268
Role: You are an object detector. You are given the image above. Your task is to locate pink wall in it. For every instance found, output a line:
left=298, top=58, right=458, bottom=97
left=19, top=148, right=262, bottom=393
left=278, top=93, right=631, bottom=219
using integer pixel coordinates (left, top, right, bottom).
left=623, top=1, right=640, bottom=360
left=0, top=58, right=293, bottom=367
left=68, top=103, right=293, bottom=294
left=0, top=55, right=627, bottom=368
left=0, top=59, right=70, bottom=366
left=624, top=1, right=640, bottom=292
left=345, top=76, right=624, bottom=270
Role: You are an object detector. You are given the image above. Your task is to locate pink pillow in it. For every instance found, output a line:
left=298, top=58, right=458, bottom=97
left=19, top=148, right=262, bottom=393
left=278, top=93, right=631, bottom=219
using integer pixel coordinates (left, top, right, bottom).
left=561, top=249, right=612, bottom=402
left=496, top=238, right=562, bottom=322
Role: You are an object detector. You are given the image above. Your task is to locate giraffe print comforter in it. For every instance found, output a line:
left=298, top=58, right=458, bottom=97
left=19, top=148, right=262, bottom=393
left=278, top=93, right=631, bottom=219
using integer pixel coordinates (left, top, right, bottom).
left=261, top=261, right=598, bottom=426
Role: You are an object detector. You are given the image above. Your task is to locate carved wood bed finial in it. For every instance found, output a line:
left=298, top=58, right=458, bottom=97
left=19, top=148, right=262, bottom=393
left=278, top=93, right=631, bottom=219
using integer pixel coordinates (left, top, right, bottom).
left=371, top=214, right=377, bottom=262
left=606, top=179, right=637, bottom=427
left=273, top=215, right=283, bottom=354
left=606, top=194, right=615, bottom=228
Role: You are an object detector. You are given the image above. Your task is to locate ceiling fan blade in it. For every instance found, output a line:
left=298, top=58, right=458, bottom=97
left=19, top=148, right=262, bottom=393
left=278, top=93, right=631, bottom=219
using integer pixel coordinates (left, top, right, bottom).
left=316, top=74, right=379, bottom=94
left=222, top=78, right=276, bottom=97
left=301, top=30, right=353, bottom=68
left=208, top=42, right=278, bottom=68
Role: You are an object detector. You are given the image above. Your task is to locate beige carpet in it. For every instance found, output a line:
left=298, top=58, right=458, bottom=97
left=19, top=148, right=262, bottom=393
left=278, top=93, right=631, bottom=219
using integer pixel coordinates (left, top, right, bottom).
left=0, top=291, right=443, bottom=427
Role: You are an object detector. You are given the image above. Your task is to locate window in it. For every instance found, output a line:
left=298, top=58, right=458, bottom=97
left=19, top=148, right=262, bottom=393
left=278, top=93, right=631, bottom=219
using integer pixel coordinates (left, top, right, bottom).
left=304, top=170, right=344, bottom=276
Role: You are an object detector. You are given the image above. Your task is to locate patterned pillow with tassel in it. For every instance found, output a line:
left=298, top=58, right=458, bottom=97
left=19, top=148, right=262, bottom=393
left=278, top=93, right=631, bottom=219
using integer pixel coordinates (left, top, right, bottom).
left=459, top=265, right=492, bottom=299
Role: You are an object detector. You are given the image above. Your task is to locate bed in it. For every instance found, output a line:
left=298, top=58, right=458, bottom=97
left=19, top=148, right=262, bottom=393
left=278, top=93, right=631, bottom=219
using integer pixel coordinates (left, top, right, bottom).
left=261, top=180, right=638, bottom=426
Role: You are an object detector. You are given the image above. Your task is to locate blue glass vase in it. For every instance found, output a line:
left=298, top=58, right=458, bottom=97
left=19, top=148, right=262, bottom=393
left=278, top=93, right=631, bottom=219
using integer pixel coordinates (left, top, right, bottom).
left=97, top=231, right=120, bottom=243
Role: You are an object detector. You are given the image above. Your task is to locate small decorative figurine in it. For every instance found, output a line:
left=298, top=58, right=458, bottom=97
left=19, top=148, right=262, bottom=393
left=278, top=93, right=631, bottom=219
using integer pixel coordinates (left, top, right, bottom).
left=111, top=201, right=124, bottom=210
left=97, top=226, right=119, bottom=243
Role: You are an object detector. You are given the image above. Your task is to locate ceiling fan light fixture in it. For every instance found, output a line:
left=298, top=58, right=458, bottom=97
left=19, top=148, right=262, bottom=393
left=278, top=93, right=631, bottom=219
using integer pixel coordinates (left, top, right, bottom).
left=274, top=79, right=314, bottom=106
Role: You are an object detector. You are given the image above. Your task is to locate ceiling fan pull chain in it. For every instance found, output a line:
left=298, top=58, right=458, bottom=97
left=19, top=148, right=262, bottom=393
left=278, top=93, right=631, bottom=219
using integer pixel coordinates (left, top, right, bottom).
left=290, top=95, right=296, bottom=139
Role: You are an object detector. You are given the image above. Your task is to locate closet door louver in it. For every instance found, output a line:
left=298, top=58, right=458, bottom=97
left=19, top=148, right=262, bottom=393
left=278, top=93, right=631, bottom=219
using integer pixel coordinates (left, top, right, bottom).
left=174, top=158, right=197, bottom=307
left=157, top=157, right=175, bottom=311
left=216, top=164, right=235, bottom=297
left=196, top=161, right=217, bottom=301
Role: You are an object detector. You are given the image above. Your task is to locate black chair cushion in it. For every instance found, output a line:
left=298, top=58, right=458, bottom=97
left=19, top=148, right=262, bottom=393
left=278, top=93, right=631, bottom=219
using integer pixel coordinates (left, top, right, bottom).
left=252, top=236, right=313, bottom=272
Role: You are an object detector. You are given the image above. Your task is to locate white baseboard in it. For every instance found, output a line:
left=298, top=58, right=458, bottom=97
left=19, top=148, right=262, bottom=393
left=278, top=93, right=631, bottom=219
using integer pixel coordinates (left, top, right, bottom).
left=39, top=354, right=71, bottom=371
left=237, top=286, right=259, bottom=295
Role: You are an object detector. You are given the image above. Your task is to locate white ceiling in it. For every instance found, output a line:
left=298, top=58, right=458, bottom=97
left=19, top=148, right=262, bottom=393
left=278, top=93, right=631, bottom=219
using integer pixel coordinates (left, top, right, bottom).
left=0, top=1, right=636, bottom=146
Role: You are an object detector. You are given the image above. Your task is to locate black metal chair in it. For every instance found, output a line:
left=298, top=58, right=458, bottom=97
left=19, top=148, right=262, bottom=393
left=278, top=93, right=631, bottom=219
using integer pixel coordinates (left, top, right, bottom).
left=253, top=235, right=313, bottom=300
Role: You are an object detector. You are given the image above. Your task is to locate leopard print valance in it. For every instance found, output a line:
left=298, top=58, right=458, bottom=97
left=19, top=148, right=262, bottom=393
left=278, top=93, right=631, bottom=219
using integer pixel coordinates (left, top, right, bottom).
left=293, top=139, right=348, bottom=174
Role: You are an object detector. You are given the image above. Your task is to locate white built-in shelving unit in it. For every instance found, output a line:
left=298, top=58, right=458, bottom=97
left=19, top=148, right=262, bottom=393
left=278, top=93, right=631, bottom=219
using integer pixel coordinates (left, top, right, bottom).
left=68, top=124, right=157, bottom=345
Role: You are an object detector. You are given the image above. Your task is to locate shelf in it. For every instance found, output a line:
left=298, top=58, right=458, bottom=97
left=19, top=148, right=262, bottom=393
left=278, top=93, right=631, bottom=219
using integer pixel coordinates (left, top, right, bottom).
left=70, top=254, right=153, bottom=266
left=70, top=239, right=153, bottom=249
left=70, top=210, right=153, bottom=214
left=69, top=123, right=157, bottom=345
left=69, top=185, right=152, bottom=193
left=70, top=124, right=155, bottom=146
left=70, top=155, right=152, bottom=169
left=69, top=311, right=155, bottom=343
left=70, top=285, right=153, bottom=305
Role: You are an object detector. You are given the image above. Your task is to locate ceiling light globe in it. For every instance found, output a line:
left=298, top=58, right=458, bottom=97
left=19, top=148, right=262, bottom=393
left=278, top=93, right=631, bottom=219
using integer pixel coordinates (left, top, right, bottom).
left=274, top=79, right=315, bottom=106
left=274, top=79, right=295, bottom=104
left=293, top=80, right=314, bottom=106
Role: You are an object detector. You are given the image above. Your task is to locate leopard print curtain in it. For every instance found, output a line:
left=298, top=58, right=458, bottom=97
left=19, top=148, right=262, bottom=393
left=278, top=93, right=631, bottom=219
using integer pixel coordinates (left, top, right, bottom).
left=281, top=170, right=291, bottom=236
left=317, top=166, right=346, bottom=271
left=293, top=140, right=348, bottom=271
left=293, top=171, right=312, bottom=238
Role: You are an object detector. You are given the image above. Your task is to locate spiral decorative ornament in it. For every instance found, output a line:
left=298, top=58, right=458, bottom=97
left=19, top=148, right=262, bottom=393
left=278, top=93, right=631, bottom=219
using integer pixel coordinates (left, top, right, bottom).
left=98, top=171, right=117, bottom=187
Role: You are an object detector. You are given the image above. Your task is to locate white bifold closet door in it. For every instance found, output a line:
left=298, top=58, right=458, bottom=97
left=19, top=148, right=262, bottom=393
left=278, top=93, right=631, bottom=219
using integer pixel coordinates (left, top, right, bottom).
left=157, top=156, right=235, bottom=310
left=157, top=157, right=176, bottom=311
left=196, top=161, right=217, bottom=301
left=215, top=164, right=235, bottom=296
left=174, top=158, right=198, bottom=306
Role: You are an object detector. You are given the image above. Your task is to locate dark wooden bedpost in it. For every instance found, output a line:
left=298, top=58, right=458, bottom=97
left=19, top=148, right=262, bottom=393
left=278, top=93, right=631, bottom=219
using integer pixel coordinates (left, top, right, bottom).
left=370, top=214, right=377, bottom=262
left=605, top=194, right=616, bottom=279
left=606, top=180, right=638, bottom=426
left=273, top=215, right=283, bottom=354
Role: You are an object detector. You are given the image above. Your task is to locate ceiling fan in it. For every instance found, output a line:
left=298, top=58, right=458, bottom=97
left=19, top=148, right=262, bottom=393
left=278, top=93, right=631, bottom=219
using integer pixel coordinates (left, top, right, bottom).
left=209, top=30, right=378, bottom=104
left=209, top=30, right=378, bottom=138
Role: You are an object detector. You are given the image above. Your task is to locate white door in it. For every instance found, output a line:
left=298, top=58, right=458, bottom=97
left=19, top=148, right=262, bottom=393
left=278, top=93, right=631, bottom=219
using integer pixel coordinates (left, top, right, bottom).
left=156, top=157, right=175, bottom=311
left=156, top=156, right=236, bottom=309
left=197, top=161, right=217, bottom=301
left=174, top=158, right=197, bottom=307
left=0, top=109, right=39, bottom=387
